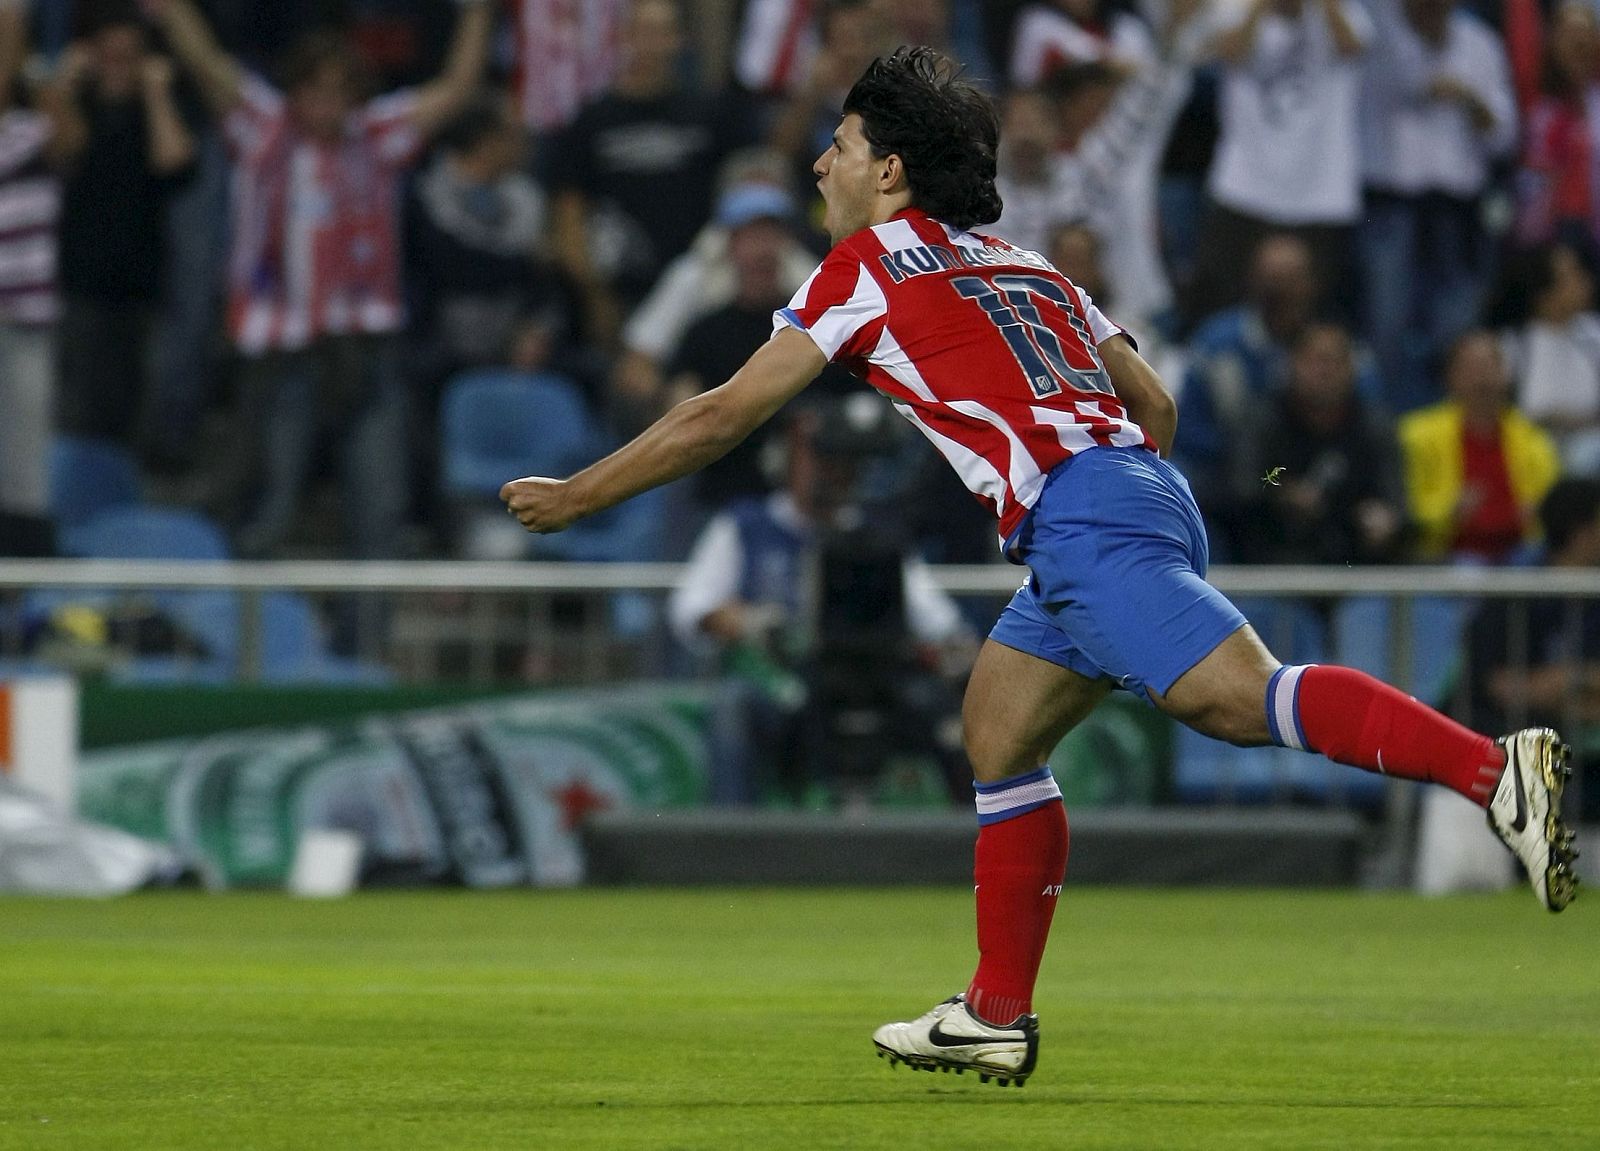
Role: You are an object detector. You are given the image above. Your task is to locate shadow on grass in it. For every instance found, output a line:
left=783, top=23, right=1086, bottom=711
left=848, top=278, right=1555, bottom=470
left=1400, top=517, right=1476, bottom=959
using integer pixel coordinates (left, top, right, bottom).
left=537, top=1094, right=1522, bottom=1112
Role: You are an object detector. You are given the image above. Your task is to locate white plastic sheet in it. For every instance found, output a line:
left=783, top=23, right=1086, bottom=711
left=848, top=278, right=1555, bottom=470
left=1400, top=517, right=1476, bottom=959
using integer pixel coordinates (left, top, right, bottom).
left=0, top=779, right=178, bottom=895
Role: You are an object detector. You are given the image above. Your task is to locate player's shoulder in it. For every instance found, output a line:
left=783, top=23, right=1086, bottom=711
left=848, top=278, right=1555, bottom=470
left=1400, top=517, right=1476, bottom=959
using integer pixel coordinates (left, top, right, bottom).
left=822, top=211, right=1063, bottom=282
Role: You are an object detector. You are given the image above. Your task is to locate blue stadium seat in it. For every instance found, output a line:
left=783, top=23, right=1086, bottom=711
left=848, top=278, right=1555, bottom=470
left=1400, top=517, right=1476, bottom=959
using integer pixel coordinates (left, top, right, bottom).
left=258, top=591, right=323, bottom=677
left=56, top=507, right=237, bottom=680
left=60, top=506, right=230, bottom=562
left=441, top=369, right=598, bottom=499
left=1171, top=727, right=1387, bottom=808
left=254, top=592, right=396, bottom=684
left=440, top=368, right=665, bottom=564
left=1172, top=592, right=1468, bottom=809
left=1332, top=595, right=1466, bottom=707
left=49, top=436, right=141, bottom=525
left=1172, top=597, right=1389, bottom=808
left=1231, top=596, right=1328, bottom=665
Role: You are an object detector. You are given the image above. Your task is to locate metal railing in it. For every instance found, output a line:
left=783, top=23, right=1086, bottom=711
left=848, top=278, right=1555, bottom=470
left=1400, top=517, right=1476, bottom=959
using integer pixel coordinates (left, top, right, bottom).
left=5, top=557, right=1600, bottom=595
left=2, top=560, right=1597, bottom=687
left=0, top=558, right=1592, bottom=757
left=2, top=559, right=1586, bottom=891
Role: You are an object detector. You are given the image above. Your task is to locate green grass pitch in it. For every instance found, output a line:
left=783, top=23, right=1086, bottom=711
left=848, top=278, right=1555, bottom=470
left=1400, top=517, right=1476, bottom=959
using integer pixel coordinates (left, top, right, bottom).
left=1, top=888, right=1596, bottom=1150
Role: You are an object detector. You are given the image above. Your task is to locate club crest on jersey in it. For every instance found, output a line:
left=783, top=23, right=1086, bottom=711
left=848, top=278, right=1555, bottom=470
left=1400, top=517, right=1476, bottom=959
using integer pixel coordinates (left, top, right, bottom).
left=878, top=241, right=1053, bottom=285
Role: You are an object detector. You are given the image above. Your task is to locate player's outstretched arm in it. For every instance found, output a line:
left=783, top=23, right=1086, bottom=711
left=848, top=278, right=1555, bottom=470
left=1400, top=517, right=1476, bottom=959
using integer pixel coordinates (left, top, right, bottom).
left=1100, top=334, right=1177, bottom=457
left=501, top=327, right=827, bottom=534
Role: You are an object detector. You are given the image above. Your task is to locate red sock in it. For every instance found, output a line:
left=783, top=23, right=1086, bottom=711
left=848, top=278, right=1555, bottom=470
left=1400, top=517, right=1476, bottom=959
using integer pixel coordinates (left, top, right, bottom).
left=965, top=799, right=1068, bottom=1026
left=1274, top=664, right=1504, bottom=806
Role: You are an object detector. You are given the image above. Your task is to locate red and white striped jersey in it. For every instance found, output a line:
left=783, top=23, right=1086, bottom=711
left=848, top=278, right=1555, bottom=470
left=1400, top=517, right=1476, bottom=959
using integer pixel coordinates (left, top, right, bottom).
left=734, top=0, right=818, bottom=95
left=774, top=207, right=1153, bottom=546
left=509, top=0, right=625, bottom=134
left=0, top=110, right=57, bottom=327
left=223, top=76, right=421, bottom=356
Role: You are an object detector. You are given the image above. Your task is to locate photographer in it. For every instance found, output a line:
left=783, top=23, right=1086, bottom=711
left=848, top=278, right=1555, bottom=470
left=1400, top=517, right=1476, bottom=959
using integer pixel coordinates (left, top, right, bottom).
left=669, top=395, right=974, bottom=805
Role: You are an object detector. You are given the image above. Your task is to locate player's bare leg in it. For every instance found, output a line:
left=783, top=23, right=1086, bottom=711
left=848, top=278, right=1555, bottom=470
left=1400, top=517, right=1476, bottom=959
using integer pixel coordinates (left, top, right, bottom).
left=1147, top=625, right=1278, bottom=745
left=873, top=641, right=1108, bottom=1085
left=1151, top=625, right=1578, bottom=910
left=962, top=638, right=1111, bottom=784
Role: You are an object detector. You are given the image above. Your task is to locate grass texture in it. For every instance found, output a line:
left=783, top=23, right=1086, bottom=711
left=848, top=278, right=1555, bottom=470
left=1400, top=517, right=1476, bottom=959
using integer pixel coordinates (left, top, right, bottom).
left=1, top=888, right=1596, bottom=1150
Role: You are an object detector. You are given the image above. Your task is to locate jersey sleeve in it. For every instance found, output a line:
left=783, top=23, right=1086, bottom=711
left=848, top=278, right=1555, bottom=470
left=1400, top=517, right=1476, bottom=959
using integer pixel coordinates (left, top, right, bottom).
left=772, top=245, right=888, bottom=362
left=1069, top=283, right=1133, bottom=349
left=362, top=89, right=424, bottom=167
left=223, top=73, right=287, bottom=162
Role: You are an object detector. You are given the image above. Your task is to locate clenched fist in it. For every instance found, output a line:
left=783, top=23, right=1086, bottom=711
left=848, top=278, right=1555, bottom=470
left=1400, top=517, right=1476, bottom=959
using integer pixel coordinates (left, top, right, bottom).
left=500, top=476, right=577, bottom=534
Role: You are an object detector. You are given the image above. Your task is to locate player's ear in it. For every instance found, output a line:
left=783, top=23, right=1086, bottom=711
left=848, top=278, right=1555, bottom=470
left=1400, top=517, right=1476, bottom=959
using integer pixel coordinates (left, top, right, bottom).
left=877, top=153, right=908, bottom=195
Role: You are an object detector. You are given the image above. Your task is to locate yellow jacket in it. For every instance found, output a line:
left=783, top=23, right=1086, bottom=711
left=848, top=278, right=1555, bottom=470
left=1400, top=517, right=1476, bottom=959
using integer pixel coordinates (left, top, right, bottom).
left=1397, top=402, right=1560, bottom=559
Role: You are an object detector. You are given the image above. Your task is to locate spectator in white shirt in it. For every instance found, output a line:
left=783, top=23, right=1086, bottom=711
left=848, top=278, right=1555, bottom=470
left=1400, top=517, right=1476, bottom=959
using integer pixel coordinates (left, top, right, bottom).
left=1358, top=0, right=1516, bottom=414
left=995, top=0, right=1203, bottom=341
left=1500, top=242, right=1600, bottom=475
left=990, top=88, right=1059, bottom=254
left=1009, top=0, right=1158, bottom=85
left=669, top=398, right=972, bottom=803
left=612, top=167, right=819, bottom=431
left=1187, top=0, right=1371, bottom=327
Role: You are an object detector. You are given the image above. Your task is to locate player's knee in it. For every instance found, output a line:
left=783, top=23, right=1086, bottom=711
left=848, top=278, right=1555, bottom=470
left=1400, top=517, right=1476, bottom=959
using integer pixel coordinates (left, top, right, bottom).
left=1199, top=702, right=1272, bottom=747
left=1157, top=688, right=1271, bottom=747
left=961, top=710, right=1035, bottom=783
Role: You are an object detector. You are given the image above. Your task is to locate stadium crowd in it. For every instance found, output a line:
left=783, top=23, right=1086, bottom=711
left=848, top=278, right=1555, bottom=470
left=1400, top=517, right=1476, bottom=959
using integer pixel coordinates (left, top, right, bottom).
left=0, top=0, right=1595, bottom=577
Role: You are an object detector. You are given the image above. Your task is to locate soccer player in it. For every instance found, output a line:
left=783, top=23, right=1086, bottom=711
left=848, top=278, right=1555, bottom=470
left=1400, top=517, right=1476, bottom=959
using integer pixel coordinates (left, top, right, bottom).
left=502, top=47, right=1578, bottom=1087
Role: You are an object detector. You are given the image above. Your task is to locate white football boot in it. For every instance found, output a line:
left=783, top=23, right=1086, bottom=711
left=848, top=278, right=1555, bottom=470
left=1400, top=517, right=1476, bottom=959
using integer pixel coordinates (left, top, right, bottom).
left=1488, top=728, right=1579, bottom=912
left=872, top=995, right=1038, bottom=1086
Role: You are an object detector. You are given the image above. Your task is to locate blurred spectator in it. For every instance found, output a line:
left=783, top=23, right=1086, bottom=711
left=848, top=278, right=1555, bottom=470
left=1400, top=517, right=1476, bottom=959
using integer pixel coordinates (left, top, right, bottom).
left=1498, top=242, right=1600, bottom=476
left=1460, top=476, right=1600, bottom=821
left=1187, top=0, right=1371, bottom=326
left=406, top=91, right=570, bottom=379
left=1513, top=1, right=1600, bottom=251
left=734, top=0, right=822, bottom=97
left=990, top=87, right=1056, bottom=253
left=1010, top=0, right=1203, bottom=341
left=657, top=181, right=831, bottom=518
left=768, top=0, right=884, bottom=191
left=1008, top=0, right=1157, bottom=85
left=152, top=0, right=493, bottom=558
left=0, top=0, right=54, bottom=526
left=145, top=118, right=226, bottom=477
left=1398, top=329, right=1560, bottom=563
left=736, top=0, right=975, bottom=102
left=668, top=398, right=971, bottom=803
left=405, top=90, right=583, bottom=536
left=192, top=0, right=335, bottom=78
left=877, top=0, right=981, bottom=66
left=508, top=0, right=625, bottom=135
left=50, top=2, right=197, bottom=460
left=344, top=0, right=461, bottom=91
left=1046, top=219, right=1111, bottom=306
left=1229, top=323, right=1407, bottom=565
left=1175, top=233, right=1383, bottom=552
left=612, top=157, right=821, bottom=428
left=548, top=0, right=755, bottom=347
left=1358, top=0, right=1516, bottom=414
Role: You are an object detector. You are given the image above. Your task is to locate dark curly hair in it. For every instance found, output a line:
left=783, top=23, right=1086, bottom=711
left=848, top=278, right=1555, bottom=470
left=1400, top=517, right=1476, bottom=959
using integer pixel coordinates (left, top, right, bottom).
left=842, top=47, right=1002, bottom=232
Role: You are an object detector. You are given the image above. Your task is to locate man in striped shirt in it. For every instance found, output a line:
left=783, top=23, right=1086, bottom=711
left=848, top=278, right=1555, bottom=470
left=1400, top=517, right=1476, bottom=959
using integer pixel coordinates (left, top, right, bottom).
left=0, top=0, right=58, bottom=526
left=504, top=47, right=1578, bottom=1083
left=150, top=0, right=492, bottom=558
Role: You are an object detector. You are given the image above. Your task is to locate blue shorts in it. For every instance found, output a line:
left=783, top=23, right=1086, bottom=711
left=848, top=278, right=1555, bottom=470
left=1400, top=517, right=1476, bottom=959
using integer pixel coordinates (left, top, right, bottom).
left=989, top=446, right=1246, bottom=703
